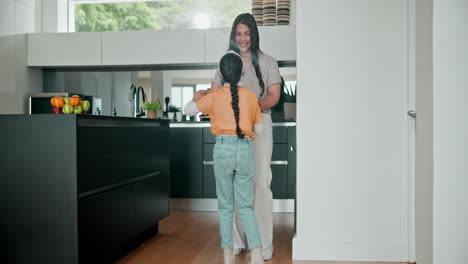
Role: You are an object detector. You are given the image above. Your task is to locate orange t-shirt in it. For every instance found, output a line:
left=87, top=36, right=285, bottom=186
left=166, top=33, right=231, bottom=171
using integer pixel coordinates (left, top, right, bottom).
left=196, top=86, right=263, bottom=140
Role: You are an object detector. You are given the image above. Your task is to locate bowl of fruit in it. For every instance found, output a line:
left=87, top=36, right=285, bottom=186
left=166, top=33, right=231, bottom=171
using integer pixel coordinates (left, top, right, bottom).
left=50, top=95, right=91, bottom=114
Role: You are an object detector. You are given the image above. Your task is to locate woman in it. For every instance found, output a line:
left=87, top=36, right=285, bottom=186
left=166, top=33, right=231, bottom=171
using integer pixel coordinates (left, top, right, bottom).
left=209, top=13, right=281, bottom=261
left=186, top=51, right=265, bottom=264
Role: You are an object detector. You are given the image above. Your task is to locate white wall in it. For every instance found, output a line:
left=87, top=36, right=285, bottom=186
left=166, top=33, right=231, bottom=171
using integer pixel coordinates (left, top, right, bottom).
left=41, top=0, right=68, bottom=32
left=293, top=0, right=410, bottom=261
left=0, top=0, right=41, bottom=37
left=0, top=34, right=42, bottom=114
left=415, top=0, right=434, bottom=263
left=0, top=0, right=67, bottom=114
left=433, top=1, right=468, bottom=263
left=0, top=0, right=43, bottom=114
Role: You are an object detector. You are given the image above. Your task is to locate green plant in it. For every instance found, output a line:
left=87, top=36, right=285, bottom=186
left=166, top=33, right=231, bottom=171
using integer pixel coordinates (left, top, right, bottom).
left=282, top=81, right=296, bottom=103
left=142, top=101, right=162, bottom=111
left=169, top=105, right=181, bottom=112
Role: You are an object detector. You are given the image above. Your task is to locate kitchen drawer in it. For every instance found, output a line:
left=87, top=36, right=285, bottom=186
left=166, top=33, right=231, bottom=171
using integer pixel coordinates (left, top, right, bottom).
left=203, top=127, right=216, bottom=143
left=271, top=165, right=288, bottom=199
left=287, top=126, right=296, bottom=199
left=203, top=143, right=215, bottom=161
left=133, top=173, right=170, bottom=227
left=272, top=144, right=288, bottom=161
left=135, top=126, right=170, bottom=176
left=273, top=126, right=288, bottom=143
left=78, top=154, right=135, bottom=195
left=79, top=184, right=135, bottom=264
left=78, top=126, right=135, bottom=160
left=170, top=127, right=203, bottom=198
left=203, top=165, right=217, bottom=198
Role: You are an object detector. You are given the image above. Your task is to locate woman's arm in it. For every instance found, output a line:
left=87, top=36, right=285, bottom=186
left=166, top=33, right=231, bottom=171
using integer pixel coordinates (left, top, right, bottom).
left=184, top=101, right=200, bottom=116
left=210, top=70, right=222, bottom=91
left=210, top=81, right=221, bottom=90
left=259, top=83, right=281, bottom=110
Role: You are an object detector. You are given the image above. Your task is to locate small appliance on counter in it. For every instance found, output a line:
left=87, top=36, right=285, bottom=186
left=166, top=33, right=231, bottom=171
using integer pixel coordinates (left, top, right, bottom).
left=199, top=114, right=210, bottom=121
left=28, top=93, right=101, bottom=114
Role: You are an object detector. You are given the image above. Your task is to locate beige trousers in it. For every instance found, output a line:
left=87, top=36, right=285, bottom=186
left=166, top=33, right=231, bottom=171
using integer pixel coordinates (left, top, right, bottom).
left=232, top=113, right=274, bottom=255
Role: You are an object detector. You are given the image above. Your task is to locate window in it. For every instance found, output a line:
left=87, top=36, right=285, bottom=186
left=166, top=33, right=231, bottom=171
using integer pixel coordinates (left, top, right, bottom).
left=69, top=0, right=251, bottom=32
left=196, top=84, right=210, bottom=91
left=172, top=83, right=210, bottom=114
left=284, top=80, right=296, bottom=95
left=171, top=85, right=194, bottom=113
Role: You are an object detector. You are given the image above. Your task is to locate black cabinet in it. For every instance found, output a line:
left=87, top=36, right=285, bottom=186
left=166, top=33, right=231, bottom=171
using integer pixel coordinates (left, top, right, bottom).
left=287, top=126, right=296, bottom=199
left=203, top=164, right=217, bottom=198
left=134, top=173, right=170, bottom=228
left=202, top=129, right=216, bottom=198
left=169, top=127, right=203, bottom=198
left=78, top=172, right=169, bottom=264
left=79, top=185, right=136, bottom=264
left=169, top=125, right=296, bottom=199
left=0, top=115, right=170, bottom=264
left=271, top=143, right=289, bottom=199
left=273, top=126, right=288, bottom=143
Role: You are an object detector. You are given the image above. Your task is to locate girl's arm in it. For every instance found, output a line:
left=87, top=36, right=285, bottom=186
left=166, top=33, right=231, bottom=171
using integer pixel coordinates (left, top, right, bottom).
left=185, top=90, right=214, bottom=116
left=184, top=90, right=207, bottom=116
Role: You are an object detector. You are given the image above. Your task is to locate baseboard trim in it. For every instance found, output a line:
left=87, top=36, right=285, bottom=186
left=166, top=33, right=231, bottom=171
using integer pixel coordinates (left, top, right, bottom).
left=292, top=235, right=409, bottom=262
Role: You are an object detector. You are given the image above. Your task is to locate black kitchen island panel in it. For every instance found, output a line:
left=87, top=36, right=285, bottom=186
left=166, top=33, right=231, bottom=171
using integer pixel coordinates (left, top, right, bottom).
left=0, top=114, right=170, bottom=264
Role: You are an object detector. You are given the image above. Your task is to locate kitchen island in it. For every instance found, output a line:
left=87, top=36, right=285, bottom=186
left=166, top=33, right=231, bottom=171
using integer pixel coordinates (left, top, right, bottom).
left=0, top=114, right=170, bottom=264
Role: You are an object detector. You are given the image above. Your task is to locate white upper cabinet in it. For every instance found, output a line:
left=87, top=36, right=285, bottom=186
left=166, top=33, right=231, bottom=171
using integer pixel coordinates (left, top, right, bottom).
left=205, top=28, right=231, bottom=64
left=27, top=33, right=101, bottom=66
left=205, top=26, right=296, bottom=64
left=27, top=27, right=295, bottom=67
left=258, top=26, right=296, bottom=62
left=101, top=29, right=205, bottom=66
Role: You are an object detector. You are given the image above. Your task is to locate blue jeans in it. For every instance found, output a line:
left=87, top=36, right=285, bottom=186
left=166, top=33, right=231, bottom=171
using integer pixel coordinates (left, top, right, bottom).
left=213, top=135, right=262, bottom=249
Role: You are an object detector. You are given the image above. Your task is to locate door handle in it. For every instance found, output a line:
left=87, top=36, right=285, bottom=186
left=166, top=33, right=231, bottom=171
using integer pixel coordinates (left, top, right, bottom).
left=407, top=110, right=416, bottom=118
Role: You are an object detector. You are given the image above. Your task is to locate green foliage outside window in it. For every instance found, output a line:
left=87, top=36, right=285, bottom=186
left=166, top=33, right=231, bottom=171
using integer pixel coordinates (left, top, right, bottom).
left=75, top=3, right=159, bottom=32
left=75, top=0, right=250, bottom=32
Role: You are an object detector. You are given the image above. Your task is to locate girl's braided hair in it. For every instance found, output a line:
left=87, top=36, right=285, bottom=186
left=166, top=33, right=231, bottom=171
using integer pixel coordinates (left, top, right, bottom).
left=219, top=52, right=244, bottom=139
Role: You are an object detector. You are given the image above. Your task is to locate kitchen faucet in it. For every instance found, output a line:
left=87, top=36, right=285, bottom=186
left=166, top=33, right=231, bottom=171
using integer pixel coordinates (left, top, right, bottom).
left=129, top=84, right=147, bottom=117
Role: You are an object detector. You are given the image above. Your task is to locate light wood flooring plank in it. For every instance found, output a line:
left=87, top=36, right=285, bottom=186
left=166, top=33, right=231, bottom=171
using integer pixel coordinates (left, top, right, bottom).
left=116, top=211, right=408, bottom=264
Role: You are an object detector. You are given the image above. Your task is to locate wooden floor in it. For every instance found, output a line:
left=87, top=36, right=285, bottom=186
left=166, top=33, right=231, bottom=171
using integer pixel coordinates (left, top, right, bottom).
left=116, top=211, right=407, bottom=264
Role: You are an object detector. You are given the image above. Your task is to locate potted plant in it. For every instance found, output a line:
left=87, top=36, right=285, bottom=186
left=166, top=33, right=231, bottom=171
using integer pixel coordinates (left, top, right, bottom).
left=142, top=101, right=161, bottom=119
left=282, top=80, right=296, bottom=120
left=168, top=105, right=181, bottom=121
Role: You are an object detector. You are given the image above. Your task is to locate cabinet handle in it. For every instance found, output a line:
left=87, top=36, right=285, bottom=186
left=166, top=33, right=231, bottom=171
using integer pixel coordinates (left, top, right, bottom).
left=290, top=145, right=296, bottom=152
left=204, top=160, right=287, bottom=165
left=270, top=161, right=288, bottom=165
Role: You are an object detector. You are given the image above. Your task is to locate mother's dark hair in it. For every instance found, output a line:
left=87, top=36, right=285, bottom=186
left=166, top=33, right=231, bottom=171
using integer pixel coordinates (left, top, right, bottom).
left=229, top=13, right=265, bottom=96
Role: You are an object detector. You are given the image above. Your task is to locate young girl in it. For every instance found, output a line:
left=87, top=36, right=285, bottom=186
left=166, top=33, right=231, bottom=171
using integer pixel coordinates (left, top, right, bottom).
left=184, top=51, right=265, bottom=264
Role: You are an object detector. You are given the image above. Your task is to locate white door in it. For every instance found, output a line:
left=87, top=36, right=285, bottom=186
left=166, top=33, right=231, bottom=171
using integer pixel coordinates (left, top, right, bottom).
left=294, top=0, right=414, bottom=261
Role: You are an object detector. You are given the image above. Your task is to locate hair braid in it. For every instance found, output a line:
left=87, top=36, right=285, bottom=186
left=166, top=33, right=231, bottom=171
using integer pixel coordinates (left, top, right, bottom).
left=230, top=82, right=244, bottom=139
